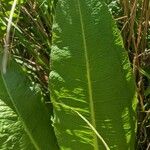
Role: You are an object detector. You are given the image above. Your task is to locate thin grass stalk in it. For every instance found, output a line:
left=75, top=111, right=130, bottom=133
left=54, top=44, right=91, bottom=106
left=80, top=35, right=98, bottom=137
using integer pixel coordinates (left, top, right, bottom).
left=2, top=0, right=18, bottom=74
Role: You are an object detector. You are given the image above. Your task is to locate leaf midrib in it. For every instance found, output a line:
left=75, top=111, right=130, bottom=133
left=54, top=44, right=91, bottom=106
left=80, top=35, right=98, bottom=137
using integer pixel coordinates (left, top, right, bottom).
left=76, top=1, right=99, bottom=150
left=1, top=72, right=40, bottom=150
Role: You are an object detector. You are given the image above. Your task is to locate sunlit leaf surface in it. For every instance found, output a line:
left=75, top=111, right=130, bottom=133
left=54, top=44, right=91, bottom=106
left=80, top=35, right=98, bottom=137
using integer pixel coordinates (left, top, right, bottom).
left=50, top=1, right=137, bottom=150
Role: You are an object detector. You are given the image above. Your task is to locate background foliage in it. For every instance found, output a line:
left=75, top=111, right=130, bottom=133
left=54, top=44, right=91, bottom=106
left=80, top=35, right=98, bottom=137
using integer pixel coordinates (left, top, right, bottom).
left=0, top=0, right=150, bottom=149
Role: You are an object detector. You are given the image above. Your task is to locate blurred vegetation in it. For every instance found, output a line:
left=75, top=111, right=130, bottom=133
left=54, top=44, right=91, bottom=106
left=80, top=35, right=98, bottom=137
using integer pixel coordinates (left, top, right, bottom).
left=0, top=0, right=150, bottom=149
left=0, top=0, right=54, bottom=102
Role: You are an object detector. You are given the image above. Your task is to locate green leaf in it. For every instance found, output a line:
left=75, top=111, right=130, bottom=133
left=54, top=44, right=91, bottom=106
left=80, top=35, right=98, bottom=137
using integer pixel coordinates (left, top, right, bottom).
left=50, top=1, right=137, bottom=150
left=0, top=60, right=59, bottom=150
left=0, top=99, right=35, bottom=150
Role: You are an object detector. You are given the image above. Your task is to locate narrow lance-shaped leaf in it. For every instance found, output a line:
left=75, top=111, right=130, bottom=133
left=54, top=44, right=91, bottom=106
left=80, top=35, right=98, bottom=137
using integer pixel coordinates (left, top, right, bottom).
left=50, top=1, right=137, bottom=150
left=0, top=60, right=59, bottom=150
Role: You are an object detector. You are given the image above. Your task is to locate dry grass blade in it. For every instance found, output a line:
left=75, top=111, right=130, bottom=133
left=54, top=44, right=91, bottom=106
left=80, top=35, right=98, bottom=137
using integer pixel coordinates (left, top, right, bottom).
left=75, top=111, right=110, bottom=150
left=53, top=101, right=110, bottom=150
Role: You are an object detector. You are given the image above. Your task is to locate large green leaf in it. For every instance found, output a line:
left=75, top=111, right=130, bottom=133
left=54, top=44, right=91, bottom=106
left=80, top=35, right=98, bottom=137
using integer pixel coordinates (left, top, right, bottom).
left=50, top=1, right=137, bottom=150
left=0, top=60, right=59, bottom=150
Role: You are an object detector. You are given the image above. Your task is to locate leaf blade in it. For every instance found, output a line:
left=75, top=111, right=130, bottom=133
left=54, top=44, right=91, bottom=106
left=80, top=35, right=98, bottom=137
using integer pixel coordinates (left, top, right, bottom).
left=51, top=1, right=137, bottom=150
left=0, top=99, right=35, bottom=150
left=0, top=60, right=59, bottom=150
